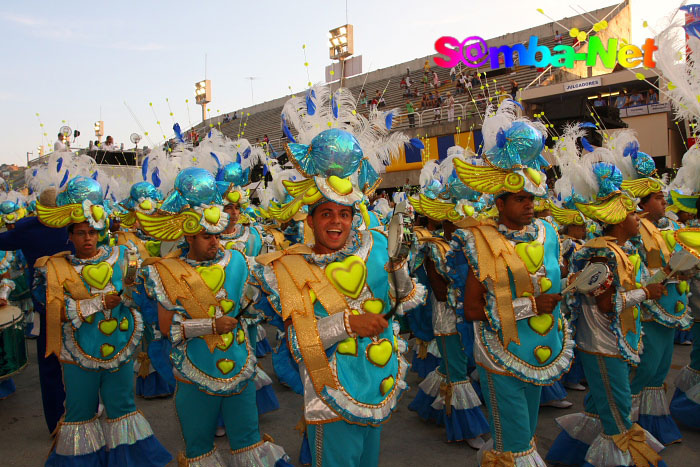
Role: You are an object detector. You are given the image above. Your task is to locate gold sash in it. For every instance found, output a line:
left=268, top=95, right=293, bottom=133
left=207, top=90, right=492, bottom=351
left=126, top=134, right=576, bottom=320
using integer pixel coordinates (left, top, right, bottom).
left=460, top=219, right=533, bottom=347
left=144, top=257, right=224, bottom=351
left=584, top=237, right=638, bottom=336
left=35, top=252, right=94, bottom=358
left=639, top=218, right=670, bottom=270
left=257, top=244, right=348, bottom=394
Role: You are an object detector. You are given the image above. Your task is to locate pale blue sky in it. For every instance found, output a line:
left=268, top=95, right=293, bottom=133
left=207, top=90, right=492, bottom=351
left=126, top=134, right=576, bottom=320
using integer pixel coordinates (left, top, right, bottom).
left=0, top=0, right=680, bottom=165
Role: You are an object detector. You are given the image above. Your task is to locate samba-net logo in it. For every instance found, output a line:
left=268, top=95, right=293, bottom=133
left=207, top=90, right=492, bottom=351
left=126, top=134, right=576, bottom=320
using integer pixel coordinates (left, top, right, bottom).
left=433, top=35, right=657, bottom=70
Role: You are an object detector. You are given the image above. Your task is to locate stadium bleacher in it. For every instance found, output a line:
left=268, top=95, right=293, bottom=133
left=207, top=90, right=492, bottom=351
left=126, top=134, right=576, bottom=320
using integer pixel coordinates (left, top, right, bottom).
left=194, top=33, right=578, bottom=158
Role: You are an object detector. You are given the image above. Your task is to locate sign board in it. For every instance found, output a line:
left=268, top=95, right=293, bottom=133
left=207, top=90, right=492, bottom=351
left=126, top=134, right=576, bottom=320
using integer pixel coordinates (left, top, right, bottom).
left=563, top=77, right=602, bottom=92
left=626, top=105, right=649, bottom=116
left=648, top=102, right=671, bottom=114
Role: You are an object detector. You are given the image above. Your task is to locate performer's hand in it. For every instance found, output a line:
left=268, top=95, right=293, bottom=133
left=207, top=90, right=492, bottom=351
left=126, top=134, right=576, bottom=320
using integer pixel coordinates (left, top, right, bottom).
left=0, top=298, right=7, bottom=307
left=348, top=313, right=389, bottom=338
left=644, top=283, right=665, bottom=300
left=215, top=316, right=238, bottom=334
left=103, top=294, right=122, bottom=310
left=535, top=294, right=562, bottom=314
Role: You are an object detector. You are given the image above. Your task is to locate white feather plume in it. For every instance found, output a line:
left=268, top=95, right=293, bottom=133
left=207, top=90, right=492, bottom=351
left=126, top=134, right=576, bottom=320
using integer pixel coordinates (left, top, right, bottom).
left=655, top=13, right=700, bottom=122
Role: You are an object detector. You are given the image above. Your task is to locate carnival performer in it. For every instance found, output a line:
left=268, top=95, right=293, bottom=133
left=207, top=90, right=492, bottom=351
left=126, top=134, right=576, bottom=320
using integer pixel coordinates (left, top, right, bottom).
left=251, top=86, right=426, bottom=466
left=545, top=138, right=666, bottom=466
left=447, top=100, right=574, bottom=465
left=209, top=141, right=280, bottom=419
left=667, top=145, right=700, bottom=428
left=606, top=131, right=691, bottom=445
left=407, top=151, right=489, bottom=448
left=115, top=180, right=176, bottom=399
left=34, top=175, right=171, bottom=466
left=137, top=166, right=291, bottom=466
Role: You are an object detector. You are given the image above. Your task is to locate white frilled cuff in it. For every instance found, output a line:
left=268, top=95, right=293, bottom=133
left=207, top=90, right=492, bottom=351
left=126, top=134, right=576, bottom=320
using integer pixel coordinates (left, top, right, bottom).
left=317, top=312, right=350, bottom=349
left=623, top=288, right=647, bottom=310
left=0, top=278, right=15, bottom=300
left=65, top=295, right=102, bottom=329
left=176, top=318, right=215, bottom=343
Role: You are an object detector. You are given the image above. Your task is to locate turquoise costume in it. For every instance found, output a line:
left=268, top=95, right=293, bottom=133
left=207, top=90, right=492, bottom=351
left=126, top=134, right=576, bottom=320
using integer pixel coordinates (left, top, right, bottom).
left=619, top=146, right=689, bottom=444
left=252, top=85, right=426, bottom=466
left=406, top=155, right=489, bottom=445
left=137, top=167, right=291, bottom=466
left=449, top=219, right=574, bottom=462
left=546, top=128, right=666, bottom=466
left=215, top=157, right=278, bottom=413
left=446, top=100, right=573, bottom=465
left=34, top=176, right=170, bottom=467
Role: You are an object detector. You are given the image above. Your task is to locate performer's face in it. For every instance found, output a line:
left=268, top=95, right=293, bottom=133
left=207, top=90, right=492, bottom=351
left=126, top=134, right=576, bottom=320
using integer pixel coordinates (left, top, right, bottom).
left=224, top=203, right=241, bottom=225
left=496, top=191, right=535, bottom=229
left=186, top=232, right=220, bottom=261
left=69, top=222, right=99, bottom=258
left=621, top=211, right=640, bottom=237
left=640, top=192, right=667, bottom=221
left=308, top=202, right=353, bottom=254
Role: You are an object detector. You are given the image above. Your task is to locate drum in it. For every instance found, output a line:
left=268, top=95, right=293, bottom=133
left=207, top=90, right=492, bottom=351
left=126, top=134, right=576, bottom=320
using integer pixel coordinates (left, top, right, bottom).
left=0, top=306, right=27, bottom=380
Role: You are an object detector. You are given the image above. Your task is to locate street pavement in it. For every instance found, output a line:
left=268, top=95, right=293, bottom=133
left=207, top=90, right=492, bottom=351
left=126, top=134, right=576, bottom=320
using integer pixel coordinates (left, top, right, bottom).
left=2, top=328, right=699, bottom=466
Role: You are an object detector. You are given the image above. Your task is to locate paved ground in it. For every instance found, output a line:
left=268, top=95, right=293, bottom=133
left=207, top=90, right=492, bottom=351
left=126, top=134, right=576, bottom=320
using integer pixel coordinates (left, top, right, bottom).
left=2, top=329, right=700, bottom=466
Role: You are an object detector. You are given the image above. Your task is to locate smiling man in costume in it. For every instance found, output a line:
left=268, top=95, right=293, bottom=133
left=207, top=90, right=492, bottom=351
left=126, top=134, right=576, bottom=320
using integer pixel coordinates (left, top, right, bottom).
left=250, top=86, right=426, bottom=466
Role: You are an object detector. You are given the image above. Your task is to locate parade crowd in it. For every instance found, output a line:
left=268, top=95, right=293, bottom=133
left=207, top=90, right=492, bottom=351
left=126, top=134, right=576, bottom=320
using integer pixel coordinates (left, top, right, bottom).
left=2, top=8, right=700, bottom=464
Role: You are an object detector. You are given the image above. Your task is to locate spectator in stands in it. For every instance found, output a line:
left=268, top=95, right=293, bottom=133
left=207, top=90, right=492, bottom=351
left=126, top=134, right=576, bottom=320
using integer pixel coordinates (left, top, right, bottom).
left=376, top=90, right=386, bottom=109
left=456, top=75, right=465, bottom=95
left=263, top=134, right=270, bottom=145
left=103, top=135, right=115, bottom=151
left=406, top=100, right=416, bottom=128
left=628, top=91, right=646, bottom=107
left=433, top=98, right=442, bottom=124
left=450, top=66, right=457, bottom=83
left=370, top=97, right=378, bottom=112
left=400, top=77, right=407, bottom=90
left=422, top=73, right=429, bottom=92
left=446, top=92, right=456, bottom=122
left=510, top=79, right=519, bottom=97
left=614, top=91, right=629, bottom=109
left=555, top=30, right=563, bottom=44
left=421, top=93, right=430, bottom=110
left=432, top=70, right=440, bottom=89
left=54, top=133, right=67, bottom=151
left=359, top=90, right=368, bottom=109
left=232, top=110, right=238, bottom=120
left=648, top=90, right=659, bottom=104
left=593, top=96, right=607, bottom=107
left=471, top=71, right=481, bottom=89
left=423, top=60, right=431, bottom=75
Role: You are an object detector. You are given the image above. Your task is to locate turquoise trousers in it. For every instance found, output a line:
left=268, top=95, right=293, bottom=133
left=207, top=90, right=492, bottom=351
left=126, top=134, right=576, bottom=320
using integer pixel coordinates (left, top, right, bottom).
left=175, top=380, right=260, bottom=458
left=477, top=367, right=542, bottom=454
left=307, top=420, right=382, bottom=467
